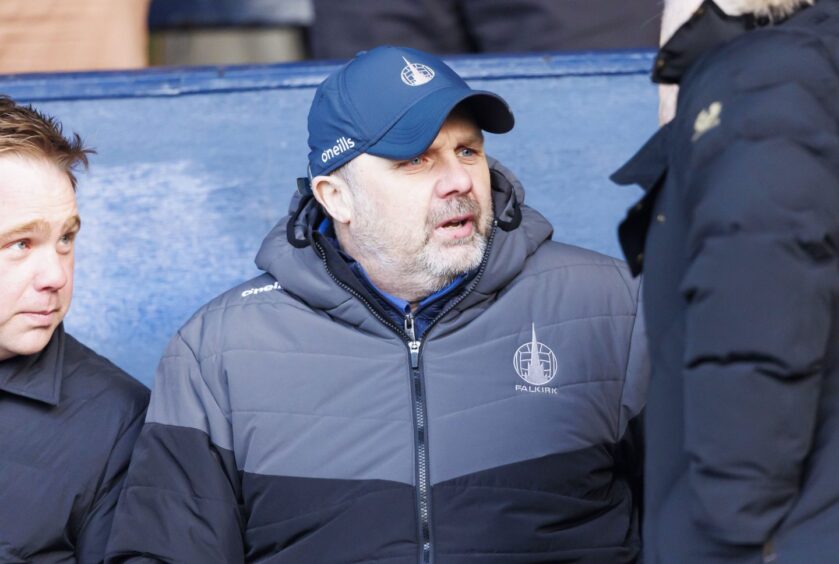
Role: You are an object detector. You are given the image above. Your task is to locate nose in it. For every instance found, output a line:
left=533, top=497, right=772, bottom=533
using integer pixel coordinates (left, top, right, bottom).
left=434, top=157, right=473, bottom=199
left=34, top=249, right=69, bottom=292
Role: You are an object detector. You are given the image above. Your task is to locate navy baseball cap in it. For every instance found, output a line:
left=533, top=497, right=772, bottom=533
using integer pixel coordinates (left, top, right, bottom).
left=306, top=46, right=515, bottom=177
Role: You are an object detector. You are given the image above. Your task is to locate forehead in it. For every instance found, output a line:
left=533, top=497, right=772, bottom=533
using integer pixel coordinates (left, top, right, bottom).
left=0, top=154, right=77, bottom=232
left=431, top=113, right=483, bottom=144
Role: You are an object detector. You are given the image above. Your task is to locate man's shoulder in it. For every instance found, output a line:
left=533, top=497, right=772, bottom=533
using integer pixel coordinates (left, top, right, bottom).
left=62, top=333, right=150, bottom=418
left=532, top=241, right=635, bottom=279
left=169, top=273, right=298, bottom=356
left=180, top=274, right=288, bottom=324
left=690, top=18, right=839, bottom=105
left=523, top=241, right=640, bottom=302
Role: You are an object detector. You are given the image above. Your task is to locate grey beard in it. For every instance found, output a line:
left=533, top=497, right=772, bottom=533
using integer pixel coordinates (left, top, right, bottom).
left=412, top=230, right=487, bottom=291
left=349, top=195, right=490, bottom=299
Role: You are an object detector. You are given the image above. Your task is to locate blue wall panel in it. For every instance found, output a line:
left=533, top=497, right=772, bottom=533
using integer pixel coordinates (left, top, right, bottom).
left=0, top=52, right=656, bottom=386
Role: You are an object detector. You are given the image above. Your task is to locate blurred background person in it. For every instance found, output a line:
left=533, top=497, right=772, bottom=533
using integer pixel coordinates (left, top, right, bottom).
left=147, top=0, right=311, bottom=66
left=145, top=0, right=661, bottom=67
left=309, top=0, right=662, bottom=58
left=0, top=0, right=150, bottom=74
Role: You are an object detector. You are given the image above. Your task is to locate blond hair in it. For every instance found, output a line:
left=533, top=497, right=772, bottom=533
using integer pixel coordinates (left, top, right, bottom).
left=0, top=96, right=93, bottom=189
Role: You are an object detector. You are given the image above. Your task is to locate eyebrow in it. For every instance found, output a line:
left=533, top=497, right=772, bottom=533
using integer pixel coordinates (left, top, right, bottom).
left=0, top=215, right=81, bottom=242
left=459, top=131, right=485, bottom=146
left=427, top=131, right=485, bottom=154
left=65, top=215, right=81, bottom=232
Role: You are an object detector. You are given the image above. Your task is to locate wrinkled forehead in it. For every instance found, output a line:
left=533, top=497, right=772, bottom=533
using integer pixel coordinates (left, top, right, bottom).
left=430, top=112, right=484, bottom=147
left=0, top=154, right=78, bottom=229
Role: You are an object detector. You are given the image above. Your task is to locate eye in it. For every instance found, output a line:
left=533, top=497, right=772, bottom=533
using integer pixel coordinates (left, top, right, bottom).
left=5, top=240, right=31, bottom=253
left=58, top=231, right=77, bottom=250
left=399, top=155, right=426, bottom=170
left=458, top=146, right=482, bottom=159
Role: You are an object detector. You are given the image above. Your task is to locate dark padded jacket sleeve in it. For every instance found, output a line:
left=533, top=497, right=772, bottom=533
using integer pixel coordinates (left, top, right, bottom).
left=679, top=89, right=839, bottom=547
left=617, top=275, right=649, bottom=527
left=105, top=332, right=245, bottom=563
left=76, top=404, right=147, bottom=563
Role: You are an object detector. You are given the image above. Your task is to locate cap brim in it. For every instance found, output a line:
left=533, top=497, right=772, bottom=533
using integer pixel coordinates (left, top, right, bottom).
left=365, top=87, right=514, bottom=160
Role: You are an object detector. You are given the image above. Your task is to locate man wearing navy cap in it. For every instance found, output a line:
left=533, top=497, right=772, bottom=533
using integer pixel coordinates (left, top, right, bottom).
left=108, top=46, right=648, bottom=563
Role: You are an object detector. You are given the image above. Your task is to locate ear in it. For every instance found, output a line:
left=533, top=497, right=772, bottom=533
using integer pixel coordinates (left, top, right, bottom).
left=311, top=174, right=353, bottom=225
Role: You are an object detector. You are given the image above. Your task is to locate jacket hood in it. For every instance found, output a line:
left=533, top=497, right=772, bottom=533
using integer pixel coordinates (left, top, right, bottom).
left=255, top=159, right=553, bottom=315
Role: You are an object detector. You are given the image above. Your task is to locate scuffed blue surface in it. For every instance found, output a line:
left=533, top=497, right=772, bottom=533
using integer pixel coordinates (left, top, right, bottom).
left=1, top=51, right=657, bottom=386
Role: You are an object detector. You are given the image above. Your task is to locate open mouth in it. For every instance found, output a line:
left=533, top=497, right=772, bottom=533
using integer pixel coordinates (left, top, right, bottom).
left=436, top=214, right=475, bottom=239
left=440, top=216, right=470, bottom=229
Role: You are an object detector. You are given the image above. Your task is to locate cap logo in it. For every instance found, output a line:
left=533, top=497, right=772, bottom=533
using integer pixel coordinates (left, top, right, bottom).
left=400, top=57, right=435, bottom=86
left=321, top=136, right=356, bottom=164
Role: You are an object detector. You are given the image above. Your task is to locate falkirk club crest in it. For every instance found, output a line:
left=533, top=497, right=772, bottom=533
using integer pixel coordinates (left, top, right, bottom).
left=400, top=57, right=435, bottom=86
left=513, top=324, right=558, bottom=386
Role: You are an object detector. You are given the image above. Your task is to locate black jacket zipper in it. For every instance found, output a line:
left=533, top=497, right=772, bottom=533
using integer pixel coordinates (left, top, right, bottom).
left=313, top=223, right=498, bottom=564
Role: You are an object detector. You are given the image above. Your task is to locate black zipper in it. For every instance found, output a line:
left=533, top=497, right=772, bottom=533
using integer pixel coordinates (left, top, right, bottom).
left=403, top=224, right=498, bottom=564
left=404, top=311, right=431, bottom=563
left=313, top=223, right=498, bottom=564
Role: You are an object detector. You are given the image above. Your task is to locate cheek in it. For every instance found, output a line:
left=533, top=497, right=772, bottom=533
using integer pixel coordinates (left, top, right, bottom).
left=387, top=194, right=428, bottom=228
left=473, top=172, right=493, bottom=209
left=0, top=275, right=16, bottom=320
left=61, top=254, right=75, bottom=301
left=0, top=265, right=31, bottom=320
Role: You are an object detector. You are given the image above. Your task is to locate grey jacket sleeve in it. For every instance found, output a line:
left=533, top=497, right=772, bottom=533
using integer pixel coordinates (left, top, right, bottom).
left=679, top=105, right=839, bottom=546
left=105, top=331, right=245, bottom=563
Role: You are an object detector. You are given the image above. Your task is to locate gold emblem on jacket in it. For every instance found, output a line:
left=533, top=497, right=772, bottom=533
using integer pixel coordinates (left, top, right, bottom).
left=693, top=101, right=722, bottom=141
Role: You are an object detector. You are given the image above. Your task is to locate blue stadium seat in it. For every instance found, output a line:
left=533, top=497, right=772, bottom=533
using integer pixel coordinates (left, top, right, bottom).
left=0, top=51, right=658, bottom=386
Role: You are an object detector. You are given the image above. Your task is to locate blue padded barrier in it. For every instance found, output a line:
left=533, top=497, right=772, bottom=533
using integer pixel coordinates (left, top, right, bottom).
left=0, top=51, right=657, bottom=386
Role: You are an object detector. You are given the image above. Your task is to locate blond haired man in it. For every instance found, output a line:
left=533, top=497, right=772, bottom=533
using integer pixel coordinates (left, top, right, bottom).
left=0, top=96, right=148, bottom=563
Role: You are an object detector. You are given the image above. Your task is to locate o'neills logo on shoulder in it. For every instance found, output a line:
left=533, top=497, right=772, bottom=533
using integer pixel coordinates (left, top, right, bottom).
left=241, top=281, right=282, bottom=298
left=513, top=324, right=559, bottom=395
left=321, top=136, right=356, bottom=164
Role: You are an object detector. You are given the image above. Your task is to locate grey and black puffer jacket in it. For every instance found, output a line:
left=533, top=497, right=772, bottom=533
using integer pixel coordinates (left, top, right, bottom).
left=106, top=161, right=649, bottom=564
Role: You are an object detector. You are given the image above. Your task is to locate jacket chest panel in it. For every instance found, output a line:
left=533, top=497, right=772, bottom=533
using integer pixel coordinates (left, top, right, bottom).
left=221, top=343, right=416, bottom=485
left=0, top=451, right=78, bottom=560
left=422, top=313, right=633, bottom=484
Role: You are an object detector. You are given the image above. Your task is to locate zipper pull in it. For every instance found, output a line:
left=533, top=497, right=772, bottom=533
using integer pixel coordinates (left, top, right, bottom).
left=404, top=313, right=417, bottom=341
left=404, top=313, right=421, bottom=368
left=409, top=341, right=420, bottom=369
